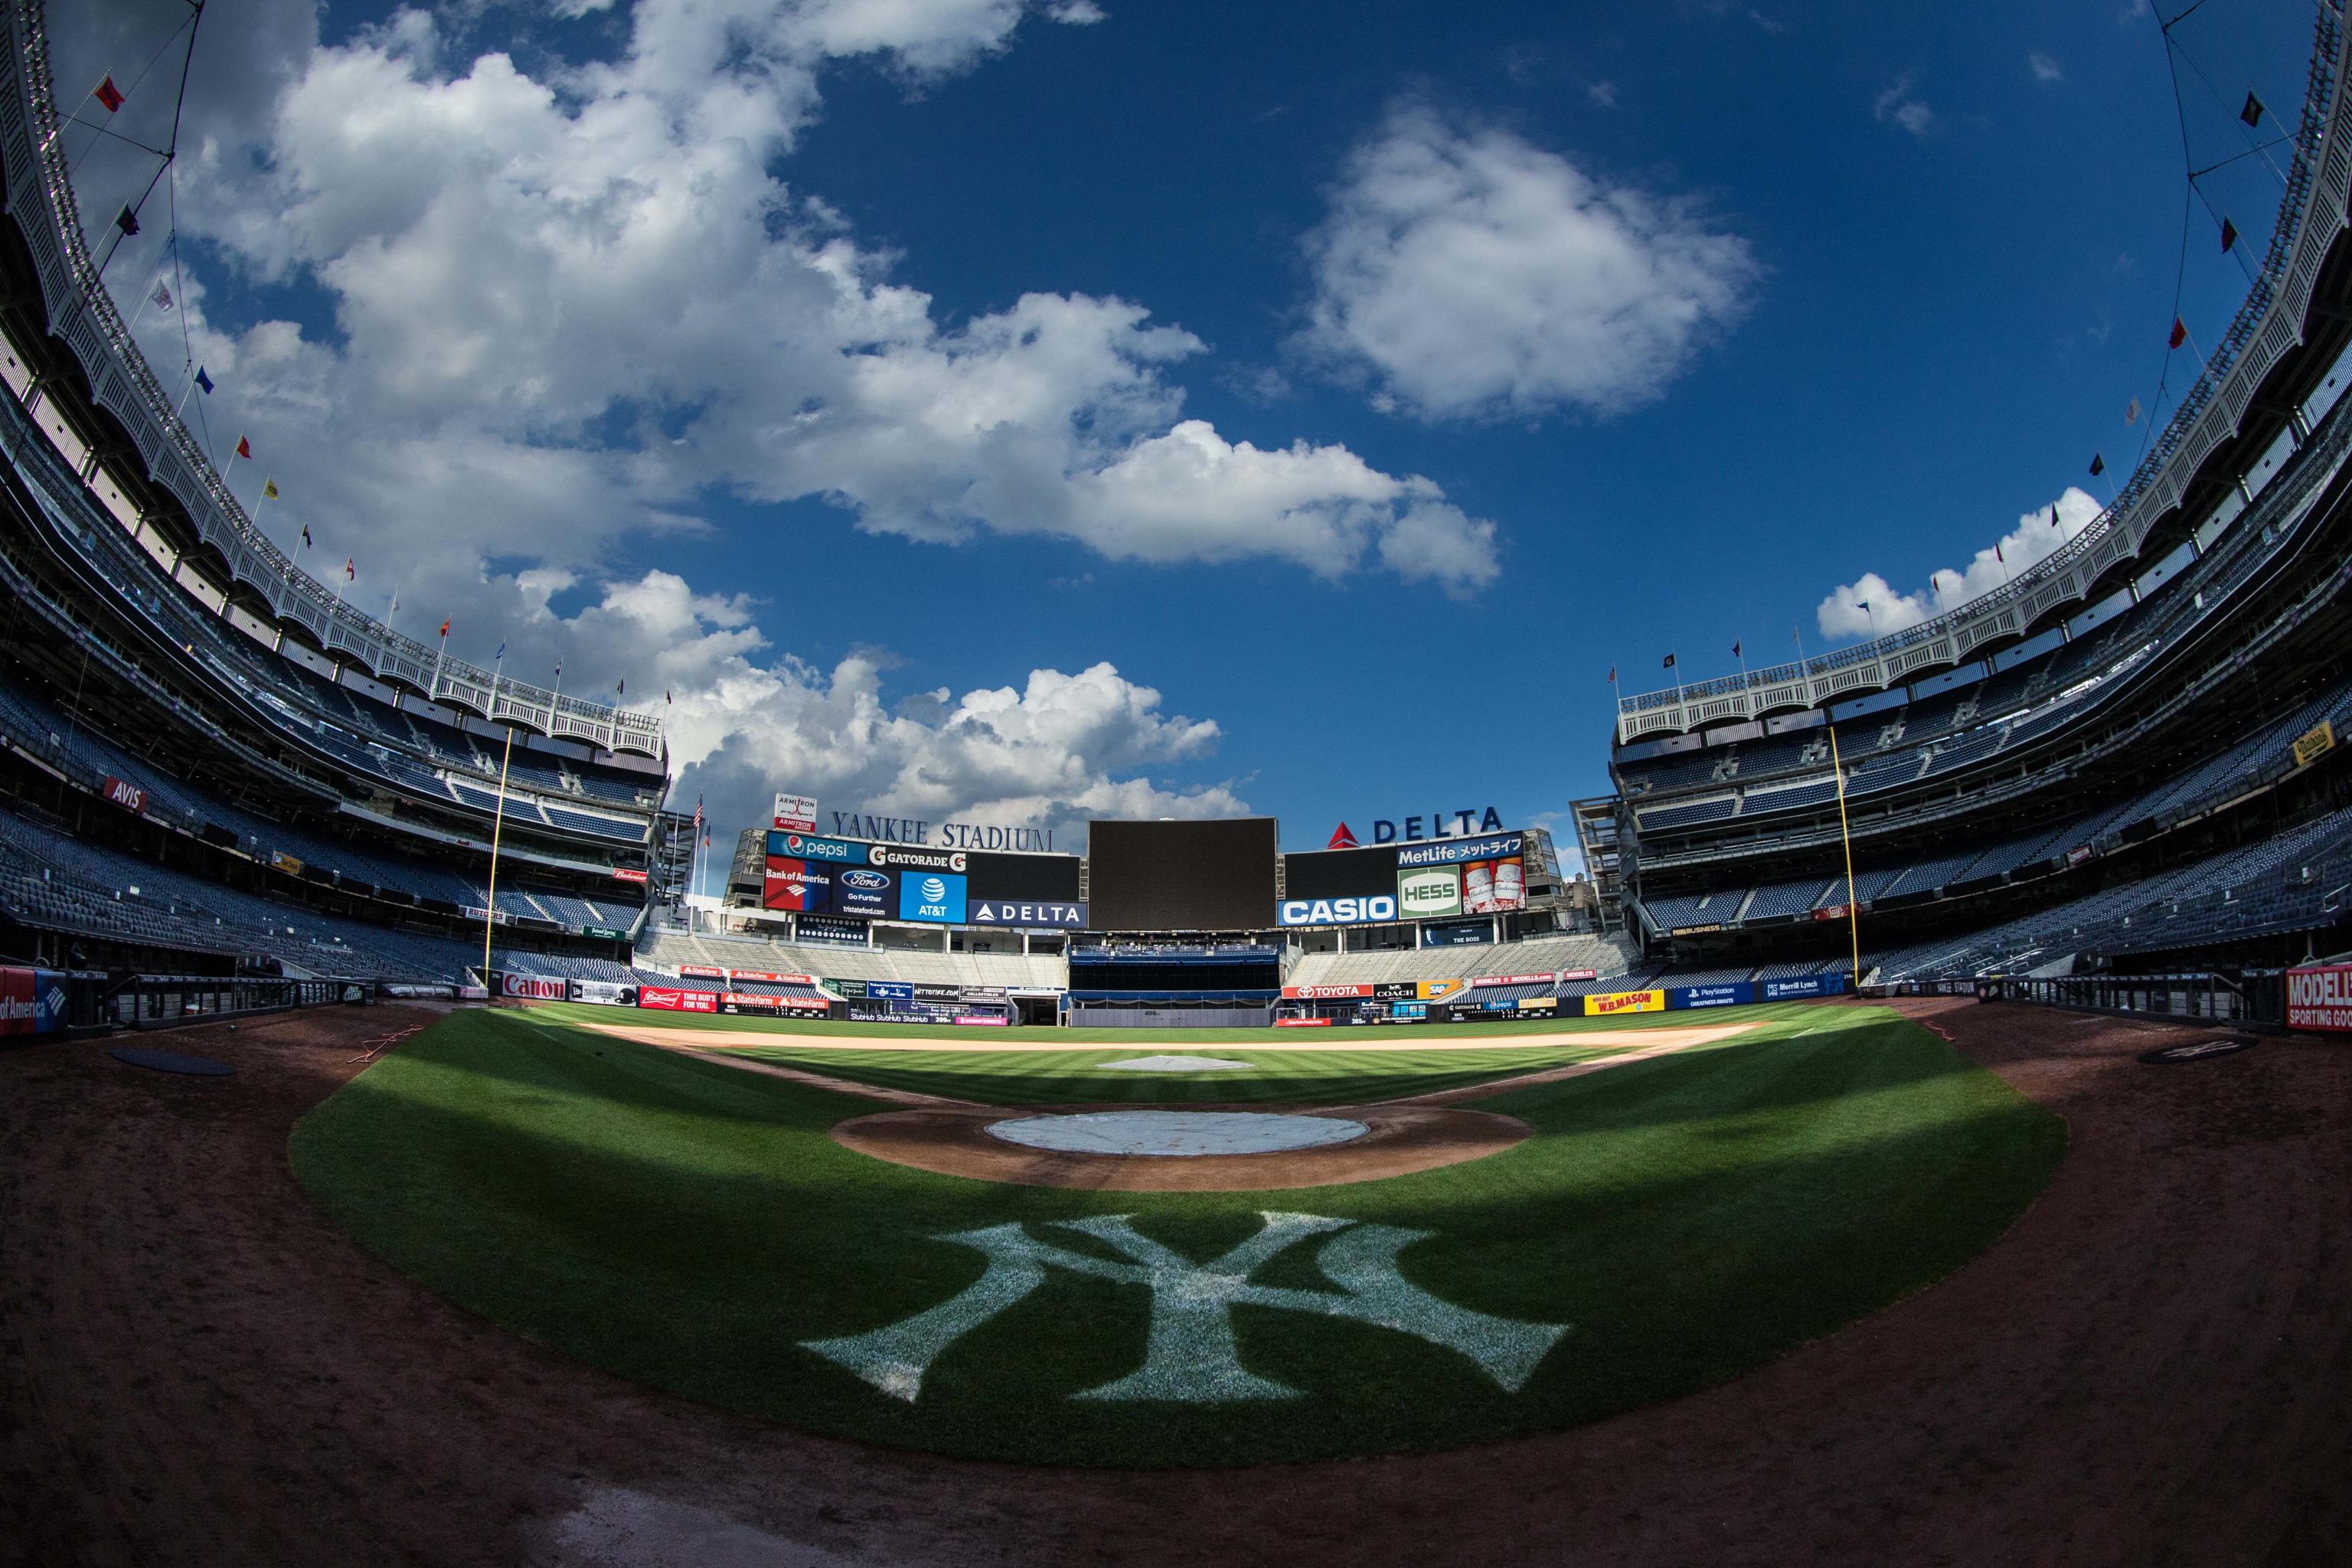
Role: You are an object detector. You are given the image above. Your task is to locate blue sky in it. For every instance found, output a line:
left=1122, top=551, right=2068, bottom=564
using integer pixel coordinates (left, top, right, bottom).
left=58, top=0, right=2314, bottom=856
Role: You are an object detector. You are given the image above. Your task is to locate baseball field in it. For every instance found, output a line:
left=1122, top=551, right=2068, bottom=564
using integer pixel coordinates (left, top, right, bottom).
left=288, top=999, right=2064, bottom=1467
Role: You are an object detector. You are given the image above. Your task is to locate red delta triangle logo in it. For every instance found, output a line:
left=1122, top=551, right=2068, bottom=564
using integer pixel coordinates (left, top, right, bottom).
left=1328, top=822, right=1360, bottom=850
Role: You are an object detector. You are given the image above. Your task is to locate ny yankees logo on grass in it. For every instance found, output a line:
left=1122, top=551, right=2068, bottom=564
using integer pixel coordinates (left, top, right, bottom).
left=802, top=1212, right=1569, bottom=1403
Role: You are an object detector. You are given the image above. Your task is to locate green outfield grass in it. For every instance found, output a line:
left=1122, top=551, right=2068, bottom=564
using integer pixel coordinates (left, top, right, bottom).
left=290, top=1002, right=2066, bottom=1467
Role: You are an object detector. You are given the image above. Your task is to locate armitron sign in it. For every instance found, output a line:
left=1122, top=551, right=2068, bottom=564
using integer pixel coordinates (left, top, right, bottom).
left=2285, top=963, right=2352, bottom=1032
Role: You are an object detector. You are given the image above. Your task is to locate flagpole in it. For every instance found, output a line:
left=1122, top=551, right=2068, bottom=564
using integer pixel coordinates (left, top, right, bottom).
left=171, top=366, right=199, bottom=423
left=482, top=726, right=515, bottom=985
left=38, top=83, right=103, bottom=155
left=1828, top=722, right=1863, bottom=992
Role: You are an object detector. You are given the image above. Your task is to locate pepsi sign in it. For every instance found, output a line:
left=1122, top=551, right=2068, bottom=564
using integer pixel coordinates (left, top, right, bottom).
left=767, top=831, right=858, bottom=863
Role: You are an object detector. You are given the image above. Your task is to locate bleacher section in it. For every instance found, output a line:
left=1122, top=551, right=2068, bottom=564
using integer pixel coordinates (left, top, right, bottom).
left=633, top=928, right=1064, bottom=991
left=1285, top=933, right=1638, bottom=988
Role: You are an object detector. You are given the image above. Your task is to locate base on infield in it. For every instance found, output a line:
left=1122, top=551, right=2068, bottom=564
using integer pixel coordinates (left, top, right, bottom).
left=985, top=1109, right=1370, bottom=1156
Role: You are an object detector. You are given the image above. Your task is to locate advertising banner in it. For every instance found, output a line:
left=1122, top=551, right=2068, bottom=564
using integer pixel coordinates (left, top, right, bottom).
left=769, top=831, right=859, bottom=864
left=1276, top=893, right=1399, bottom=927
left=1558, top=968, right=1599, bottom=983
left=1517, top=995, right=1558, bottom=1011
left=678, top=964, right=727, bottom=978
left=1393, top=833, right=1524, bottom=869
left=1282, top=983, right=1374, bottom=1000
left=721, top=992, right=782, bottom=1011
left=868, top=844, right=969, bottom=873
left=1397, top=866, right=1462, bottom=920
left=1390, top=1001, right=1428, bottom=1020
left=866, top=981, right=916, bottom=1001
left=610, top=867, right=649, bottom=884
left=639, top=987, right=718, bottom=1013
left=1760, top=975, right=1847, bottom=1001
left=1812, top=904, right=1851, bottom=923
left=730, top=970, right=817, bottom=985
left=1274, top=1018, right=1333, bottom=1027
left=835, top=866, right=896, bottom=920
left=763, top=856, right=833, bottom=913
left=1584, top=988, right=1666, bottom=1016
left=2285, top=964, right=2352, bottom=1031
left=498, top=972, right=566, bottom=1001
left=795, top=913, right=868, bottom=944
left=102, top=776, right=148, bottom=813
left=0, top=967, right=66, bottom=1037
left=1669, top=982, right=1755, bottom=1010
left=898, top=872, right=969, bottom=924
left=270, top=851, right=305, bottom=876
left=580, top=926, right=632, bottom=942
left=1416, top=978, right=1466, bottom=1001
left=779, top=996, right=832, bottom=1011
left=954, top=1014, right=1011, bottom=1026
left=1371, top=982, right=1419, bottom=1000
left=773, top=792, right=819, bottom=833
left=1472, top=972, right=1555, bottom=988
left=1462, top=856, right=1526, bottom=915
left=1483, top=998, right=1522, bottom=1011
left=966, top=899, right=1088, bottom=928
left=568, top=979, right=634, bottom=1006
left=2292, top=720, right=2337, bottom=769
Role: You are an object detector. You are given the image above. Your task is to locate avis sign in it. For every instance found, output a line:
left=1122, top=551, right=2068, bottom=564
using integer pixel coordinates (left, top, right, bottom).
left=804, top=1212, right=1565, bottom=1405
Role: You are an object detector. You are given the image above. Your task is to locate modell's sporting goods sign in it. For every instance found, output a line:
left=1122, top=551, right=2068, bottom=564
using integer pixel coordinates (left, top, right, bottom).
left=2285, top=963, right=2352, bottom=1032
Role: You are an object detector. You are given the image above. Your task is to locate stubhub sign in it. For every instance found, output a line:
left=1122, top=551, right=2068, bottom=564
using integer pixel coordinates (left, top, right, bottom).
left=1277, top=893, right=1399, bottom=928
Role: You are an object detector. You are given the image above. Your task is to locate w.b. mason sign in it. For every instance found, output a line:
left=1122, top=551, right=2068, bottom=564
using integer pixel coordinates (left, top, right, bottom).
left=803, top=1212, right=1567, bottom=1404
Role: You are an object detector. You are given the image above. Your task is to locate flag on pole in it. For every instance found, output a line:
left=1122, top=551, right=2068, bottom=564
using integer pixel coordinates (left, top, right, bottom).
left=1606, top=666, right=1615, bottom=684
left=439, top=619, right=450, bottom=639
left=94, top=76, right=124, bottom=113
left=345, top=560, right=354, bottom=583
left=494, top=640, right=505, bottom=662
left=113, top=204, right=139, bottom=237
left=2170, top=318, right=2187, bottom=349
left=2089, top=453, right=2105, bottom=476
left=194, top=366, right=214, bottom=395
left=235, top=436, right=251, bottom=460
left=2051, top=505, right=2060, bottom=527
left=2220, top=217, right=2239, bottom=252
left=1662, top=652, right=1677, bottom=669
left=1856, top=599, right=1870, bottom=611
left=263, top=479, right=279, bottom=501
left=665, top=688, right=672, bottom=704
left=299, top=524, right=310, bottom=549
left=2125, top=397, right=2141, bottom=425
left=616, top=677, right=625, bottom=696
left=1995, top=541, right=2005, bottom=564
left=388, top=591, right=399, bottom=617
left=554, top=661, right=563, bottom=679
left=1731, top=639, right=1742, bottom=658
left=2243, top=91, right=2265, bottom=127
left=149, top=279, right=173, bottom=313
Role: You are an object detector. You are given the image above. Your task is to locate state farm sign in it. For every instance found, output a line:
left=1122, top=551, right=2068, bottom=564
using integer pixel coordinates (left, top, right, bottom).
left=2285, top=964, right=2352, bottom=1032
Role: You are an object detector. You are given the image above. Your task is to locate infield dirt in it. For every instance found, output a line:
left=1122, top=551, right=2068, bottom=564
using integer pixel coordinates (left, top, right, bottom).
left=3, top=998, right=2347, bottom=1566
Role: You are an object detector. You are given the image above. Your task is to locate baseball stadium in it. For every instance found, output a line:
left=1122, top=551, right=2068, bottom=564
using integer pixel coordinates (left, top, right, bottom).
left=4, top=1, right=2350, bottom=1564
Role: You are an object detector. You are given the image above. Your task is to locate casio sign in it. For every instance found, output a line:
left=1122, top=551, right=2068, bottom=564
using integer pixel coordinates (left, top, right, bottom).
left=1277, top=894, right=1399, bottom=927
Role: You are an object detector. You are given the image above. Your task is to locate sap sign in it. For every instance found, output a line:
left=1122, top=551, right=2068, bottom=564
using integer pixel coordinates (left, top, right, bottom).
left=899, top=872, right=968, bottom=924
left=1277, top=893, right=1399, bottom=927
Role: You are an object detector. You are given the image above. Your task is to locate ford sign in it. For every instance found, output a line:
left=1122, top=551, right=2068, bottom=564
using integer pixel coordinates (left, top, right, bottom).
left=841, top=869, right=890, bottom=890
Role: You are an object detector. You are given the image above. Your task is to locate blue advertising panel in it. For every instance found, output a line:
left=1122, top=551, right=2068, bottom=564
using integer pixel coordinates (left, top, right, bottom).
left=1391, top=1001, right=1427, bottom=1020
left=1760, top=975, right=1848, bottom=1001
left=898, top=871, right=969, bottom=924
left=834, top=865, right=896, bottom=920
left=1669, top=982, right=1756, bottom=1010
left=1392, top=833, right=1524, bottom=869
left=866, top=981, right=915, bottom=1001
left=768, top=831, right=860, bottom=864
left=1275, top=893, right=1398, bottom=927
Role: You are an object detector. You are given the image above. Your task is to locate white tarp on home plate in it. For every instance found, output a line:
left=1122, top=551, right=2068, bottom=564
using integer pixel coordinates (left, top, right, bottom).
left=985, top=1110, right=1370, bottom=1157
left=1099, top=1054, right=1253, bottom=1073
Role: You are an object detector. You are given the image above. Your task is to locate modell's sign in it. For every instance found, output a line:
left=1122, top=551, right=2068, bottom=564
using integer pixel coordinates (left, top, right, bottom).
left=639, top=987, right=718, bottom=1013
left=498, top=973, right=566, bottom=1001
left=1472, top=972, right=1554, bottom=988
left=103, top=776, right=147, bottom=813
left=1282, top=983, right=1374, bottom=1000
left=2285, top=964, right=2352, bottom=1032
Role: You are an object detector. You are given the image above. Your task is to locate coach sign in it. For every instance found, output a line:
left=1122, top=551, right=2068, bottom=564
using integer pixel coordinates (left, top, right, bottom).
left=2285, top=963, right=2352, bottom=1031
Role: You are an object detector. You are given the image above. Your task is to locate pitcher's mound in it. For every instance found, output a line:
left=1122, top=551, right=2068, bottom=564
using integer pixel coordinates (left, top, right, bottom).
left=1099, top=1054, right=1253, bottom=1073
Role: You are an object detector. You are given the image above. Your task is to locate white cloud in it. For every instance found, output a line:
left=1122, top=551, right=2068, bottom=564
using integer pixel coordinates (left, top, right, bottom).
left=1872, top=74, right=1936, bottom=136
left=1816, top=487, right=2105, bottom=639
left=2028, top=52, right=2063, bottom=83
left=1585, top=80, right=1619, bottom=109
left=1295, top=101, right=1759, bottom=423
left=563, top=571, right=1246, bottom=843
left=74, top=0, right=1494, bottom=642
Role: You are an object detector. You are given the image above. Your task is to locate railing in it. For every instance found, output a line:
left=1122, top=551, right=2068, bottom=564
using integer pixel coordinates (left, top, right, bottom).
left=1981, top=969, right=2287, bottom=1028
left=103, top=970, right=371, bottom=1030
left=0, top=2, right=662, bottom=759
left=1619, top=2, right=2350, bottom=743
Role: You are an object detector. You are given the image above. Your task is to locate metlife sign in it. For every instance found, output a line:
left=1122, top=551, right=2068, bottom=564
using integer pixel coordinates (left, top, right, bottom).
left=1394, top=833, right=1523, bottom=868
left=968, top=899, right=1088, bottom=929
left=1277, top=893, right=1399, bottom=927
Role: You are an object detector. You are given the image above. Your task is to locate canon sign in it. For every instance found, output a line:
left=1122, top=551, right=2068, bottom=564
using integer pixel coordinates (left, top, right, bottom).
left=1277, top=893, right=1399, bottom=928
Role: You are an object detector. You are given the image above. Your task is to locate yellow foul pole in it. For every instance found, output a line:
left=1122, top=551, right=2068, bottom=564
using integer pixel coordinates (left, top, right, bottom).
left=1828, top=723, right=1862, bottom=991
left=481, top=726, right=516, bottom=985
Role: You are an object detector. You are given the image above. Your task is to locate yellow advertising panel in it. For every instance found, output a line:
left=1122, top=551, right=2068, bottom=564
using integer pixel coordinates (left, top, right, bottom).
left=1518, top=995, right=1559, bottom=1011
left=1584, top=988, right=1665, bottom=1017
left=2293, top=720, right=2335, bottom=769
left=1416, top=978, right=1466, bottom=1001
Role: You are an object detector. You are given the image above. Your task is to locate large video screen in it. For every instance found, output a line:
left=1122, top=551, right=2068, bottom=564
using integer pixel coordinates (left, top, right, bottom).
left=1280, top=844, right=1401, bottom=900
left=968, top=849, right=1083, bottom=903
left=1087, top=818, right=1278, bottom=931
